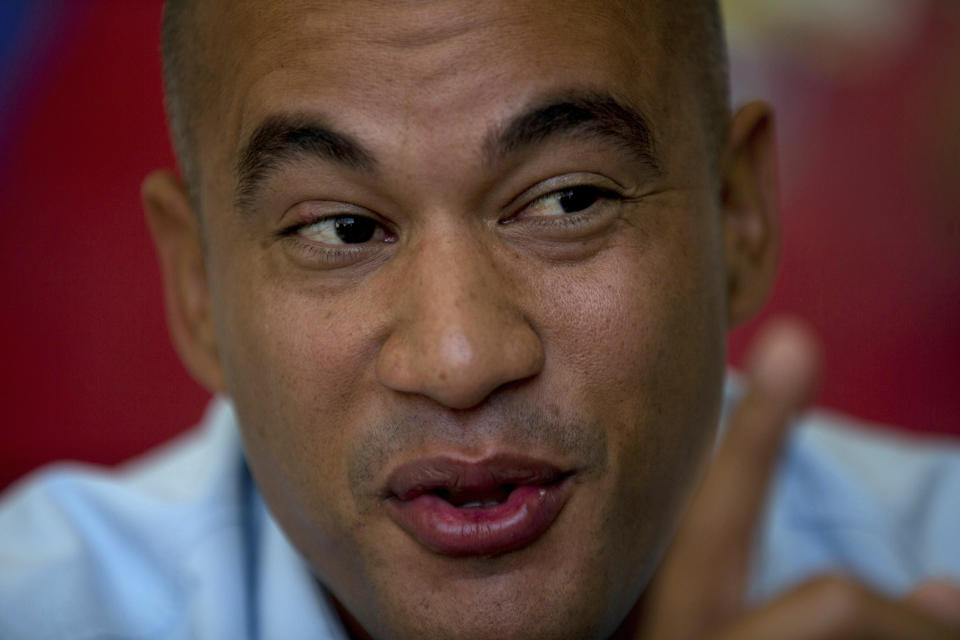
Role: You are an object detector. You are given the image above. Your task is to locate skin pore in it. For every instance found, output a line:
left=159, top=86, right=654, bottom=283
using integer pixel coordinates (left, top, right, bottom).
left=143, top=1, right=781, bottom=638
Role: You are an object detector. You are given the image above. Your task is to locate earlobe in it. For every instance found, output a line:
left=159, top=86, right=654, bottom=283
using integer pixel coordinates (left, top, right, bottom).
left=142, top=170, right=225, bottom=393
left=721, top=101, right=781, bottom=327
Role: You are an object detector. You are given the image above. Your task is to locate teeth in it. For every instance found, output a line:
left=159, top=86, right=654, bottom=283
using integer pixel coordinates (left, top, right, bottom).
left=460, top=500, right=501, bottom=508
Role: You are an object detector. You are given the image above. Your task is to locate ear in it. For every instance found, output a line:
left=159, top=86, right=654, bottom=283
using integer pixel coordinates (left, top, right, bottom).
left=142, top=170, right=225, bottom=393
left=721, top=101, right=780, bottom=327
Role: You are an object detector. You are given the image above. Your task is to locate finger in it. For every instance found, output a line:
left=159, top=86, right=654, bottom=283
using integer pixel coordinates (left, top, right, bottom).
left=675, top=318, right=820, bottom=578
left=688, top=320, right=819, bottom=544
left=907, top=579, right=960, bottom=628
left=645, top=318, right=821, bottom=637
left=684, top=317, right=820, bottom=535
left=712, top=575, right=960, bottom=640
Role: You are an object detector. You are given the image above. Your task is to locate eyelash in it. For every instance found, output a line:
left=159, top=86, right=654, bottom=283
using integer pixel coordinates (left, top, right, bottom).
left=282, top=235, right=367, bottom=265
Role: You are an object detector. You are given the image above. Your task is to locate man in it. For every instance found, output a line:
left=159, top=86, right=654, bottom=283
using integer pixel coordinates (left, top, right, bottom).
left=1, top=1, right=958, bottom=638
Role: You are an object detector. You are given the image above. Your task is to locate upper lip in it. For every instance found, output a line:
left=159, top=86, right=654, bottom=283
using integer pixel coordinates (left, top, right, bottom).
left=384, top=454, right=572, bottom=502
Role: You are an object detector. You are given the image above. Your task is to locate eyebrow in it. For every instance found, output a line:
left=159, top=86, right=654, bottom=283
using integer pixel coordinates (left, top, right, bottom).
left=485, top=92, right=661, bottom=171
left=235, top=115, right=376, bottom=209
left=234, top=91, right=659, bottom=209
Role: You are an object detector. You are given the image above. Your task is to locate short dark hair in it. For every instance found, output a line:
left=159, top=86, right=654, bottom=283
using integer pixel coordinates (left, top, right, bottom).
left=160, top=0, right=207, bottom=208
left=656, top=0, right=730, bottom=163
left=161, top=0, right=729, bottom=207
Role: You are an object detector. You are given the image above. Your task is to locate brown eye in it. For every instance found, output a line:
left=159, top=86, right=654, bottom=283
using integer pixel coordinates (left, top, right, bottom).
left=333, top=216, right=377, bottom=243
left=556, top=186, right=603, bottom=213
left=299, top=215, right=386, bottom=245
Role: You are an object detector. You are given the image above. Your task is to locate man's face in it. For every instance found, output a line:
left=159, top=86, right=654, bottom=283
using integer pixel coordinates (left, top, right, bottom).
left=189, top=1, right=731, bottom=638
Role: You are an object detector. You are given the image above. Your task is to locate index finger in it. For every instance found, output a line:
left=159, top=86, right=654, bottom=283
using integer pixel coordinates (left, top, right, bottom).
left=644, top=318, right=821, bottom=637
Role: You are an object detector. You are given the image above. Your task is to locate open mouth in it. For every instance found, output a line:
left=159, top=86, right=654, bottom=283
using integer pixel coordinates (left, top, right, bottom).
left=383, top=455, right=574, bottom=557
left=430, top=485, right=515, bottom=508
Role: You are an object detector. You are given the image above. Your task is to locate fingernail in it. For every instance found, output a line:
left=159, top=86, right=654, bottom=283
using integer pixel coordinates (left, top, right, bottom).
left=748, top=317, right=821, bottom=406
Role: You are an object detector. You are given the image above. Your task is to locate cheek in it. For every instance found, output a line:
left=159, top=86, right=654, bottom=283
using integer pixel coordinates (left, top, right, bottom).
left=536, top=217, right=726, bottom=421
left=210, top=249, right=385, bottom=524
left=222, top=281, right=341, bottom=411
left=221, top=275, right=380, bottom=454
left=531, top=210, right=727, bottom=585
left=211, top=270, right=392, bottom=596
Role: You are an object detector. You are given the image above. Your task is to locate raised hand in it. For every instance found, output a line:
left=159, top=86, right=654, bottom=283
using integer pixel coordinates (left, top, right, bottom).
left=639, top=319, right=960, bottom=639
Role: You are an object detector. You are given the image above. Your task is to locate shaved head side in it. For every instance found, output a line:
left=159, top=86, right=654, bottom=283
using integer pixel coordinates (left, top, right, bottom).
left=654, top=0, right=730, bottom=163
left=160, top=0, right=729, bottom=209
left=160, top=0, right=201, bottom=208
left=161, top=0, right=190, bottom=197
left=160, top=0, right=226, bottom=211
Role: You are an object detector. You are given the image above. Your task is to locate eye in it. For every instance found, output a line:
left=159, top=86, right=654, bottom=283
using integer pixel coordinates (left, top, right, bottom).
left=523, top=185, right=621, bottom=218
left=297, top=215, right=390, bottom=246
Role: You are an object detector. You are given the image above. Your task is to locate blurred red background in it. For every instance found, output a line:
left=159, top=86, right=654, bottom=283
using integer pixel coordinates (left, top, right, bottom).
left=1, top=1, right=957, bottom=490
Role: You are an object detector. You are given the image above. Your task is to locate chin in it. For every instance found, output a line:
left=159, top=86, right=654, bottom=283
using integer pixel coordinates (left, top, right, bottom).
left=327, top=514, right=653, bottom=640
left=348, top=574, right=631, bottom=640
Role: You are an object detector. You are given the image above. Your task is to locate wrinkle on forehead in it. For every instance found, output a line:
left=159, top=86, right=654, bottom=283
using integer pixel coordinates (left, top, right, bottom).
left=356, top=0, right=642, bottom=49
left=228, top=0, right=646, bottom=51
left=224, top=0, right=659, bottom=114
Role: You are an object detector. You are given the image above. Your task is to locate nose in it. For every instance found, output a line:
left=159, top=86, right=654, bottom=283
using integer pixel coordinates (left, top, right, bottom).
left=376, top=233, right=544, bottom=409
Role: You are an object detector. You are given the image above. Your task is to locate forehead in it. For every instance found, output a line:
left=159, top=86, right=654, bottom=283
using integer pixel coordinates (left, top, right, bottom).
left=226, top=0, right=655, bottom=75
left=197, top=0, right=680, bottom=195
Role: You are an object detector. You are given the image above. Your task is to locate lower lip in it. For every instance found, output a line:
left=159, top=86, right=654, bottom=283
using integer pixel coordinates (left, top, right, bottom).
left=386, top=482, right=570, bottom=557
